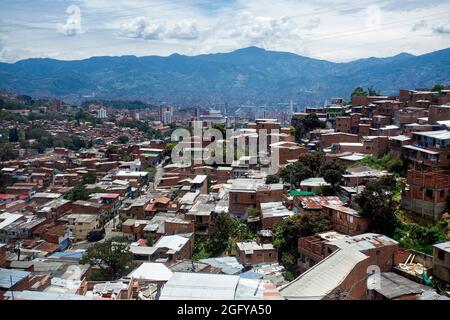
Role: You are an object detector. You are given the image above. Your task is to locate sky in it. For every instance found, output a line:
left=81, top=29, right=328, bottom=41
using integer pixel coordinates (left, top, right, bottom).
left=0, top=0, right=449, bottom=63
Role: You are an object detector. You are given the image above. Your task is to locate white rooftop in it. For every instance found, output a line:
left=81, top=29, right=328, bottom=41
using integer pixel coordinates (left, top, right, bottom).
left=260, top=202, right=294, bottom=219
left=154, top=235, right=189, bottom=252
left=413, top=130, right=450, bottom=140
left=300, top=177, right=330, bottom=187
left=128, top=263, right=173, bottom=282
left=0, top=212, right=23, bottom=230
left=160, top=272, right=240, bottom=300
left=280, top=249, right=368, bottom=300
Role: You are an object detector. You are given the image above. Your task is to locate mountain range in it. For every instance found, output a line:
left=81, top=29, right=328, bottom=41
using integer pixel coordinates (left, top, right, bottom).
left=0, top=46, right=449, bottom=107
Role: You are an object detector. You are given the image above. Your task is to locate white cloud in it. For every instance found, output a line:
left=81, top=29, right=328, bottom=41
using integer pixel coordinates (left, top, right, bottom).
left=411, top=20, right=427, bottom=32
left=432, top=23, right=450, bottom=35
left=227, top=14, right=294, bottom=43
left=57, top=5, right=82, bottom=36
left=119, top=17, right=199, bottom=40
left=365, top=5, right=382, bottom=30
left=1, top=0, right=450, bottom=62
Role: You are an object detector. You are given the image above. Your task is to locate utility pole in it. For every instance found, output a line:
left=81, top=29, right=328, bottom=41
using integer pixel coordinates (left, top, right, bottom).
left=10, top=275, right=15, bottom=300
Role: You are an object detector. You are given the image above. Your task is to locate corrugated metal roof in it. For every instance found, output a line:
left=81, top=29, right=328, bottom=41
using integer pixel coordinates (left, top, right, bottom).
left=200, top=256, right=243, bottom=275
left=373, top=272, right=429, bottom=299
left=159, top=272, right=240, bottom=300
left=280, top=249, right=368, bottom=300
left=0, top=268, right=31, bottom=289
left=3, top=290, right=91, bottom=300
left=433, top=241, right=450, bottom=253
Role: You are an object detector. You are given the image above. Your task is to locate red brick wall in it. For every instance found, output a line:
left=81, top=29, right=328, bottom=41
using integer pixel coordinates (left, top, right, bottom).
left=237, top=248, right=278, bottom=266
left=0, top=246, right=6, bottom=267
left=164, top=220, right=195, bottom=235
left=321, top=133, right=359, bottom=148
left=429, top=105, right=450, bottom=124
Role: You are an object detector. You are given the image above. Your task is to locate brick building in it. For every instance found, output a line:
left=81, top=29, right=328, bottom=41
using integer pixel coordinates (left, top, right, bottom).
left=432, top=242, right=450, bottom=283
left=322, top=204, right=369, bottom=236
left=228, top=179, right=284, bottom=216
left=401, top=169, right=449, bottom=221
left=236, top=241, right=278, bottom=267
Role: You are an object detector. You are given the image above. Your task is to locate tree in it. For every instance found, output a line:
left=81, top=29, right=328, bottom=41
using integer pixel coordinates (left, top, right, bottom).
left=8, top=128, right=19, bottom=142
left=279, top=161, right=313, bottom=188
left=105, top=145, right=118, bottom=158
left=122, top=154, right=132, bottom=162
left=432, top=84, right=445, bottom=93
left=193, top=212, right=254, bottom=259
left=145, top=167, right=156, bottom=182
left=265, top=175, right=280, bottom=184
left=320, top=162, right=346, bottom=190
left=394, top=220, right=448, bottom=254
left=117, top=135, right=129, bottom=144
left=355, top=176, right=398, bottom=236
left=163, top=142, right=176, bottom=158
left=146, top=234, right=154, bottom=246
left=66, top=183, right=93, bottom=201
left=0, top=143, right=17, bottom=161
left=82, top=172, right=97, bottom=184
left=292, top=113, right=325, bottom=142
left=273, top=212, right=331, bottom=272
left=367, top=86, right=380, bottom=96
left=283, top=270, right=294, bottom=282
left=245, top=207, right=260, bottom=219
left=351, top=86, right=367, bottom=97
left=80, top=237, right=135, bottom=281
left=297, top=153, right=323, bottom=176
left=69, top=135, right=86, bottom=150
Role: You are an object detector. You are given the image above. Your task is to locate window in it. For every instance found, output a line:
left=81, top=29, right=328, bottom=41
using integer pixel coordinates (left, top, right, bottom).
left=437, top=249, right=445, bottom=261
left=426, top=189, right=433, bottom=198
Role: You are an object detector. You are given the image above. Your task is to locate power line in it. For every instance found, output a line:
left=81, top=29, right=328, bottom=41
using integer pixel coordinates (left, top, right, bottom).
left=0, top=0, right=392, bottom=27
left=39, top=10, right=450, bottom=56
left=0, top=0, right=393, bottom=46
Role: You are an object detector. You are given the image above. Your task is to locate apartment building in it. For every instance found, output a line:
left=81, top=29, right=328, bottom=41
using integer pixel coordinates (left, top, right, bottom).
left=228, top=179, right=284, bottom=216
left=322, top=204, right=369, bottom=236
left=65, top=214, right=100, bottom=242
left=401, top=169, right=449, bottom=221
left=236, top=241, right=278, bottom=267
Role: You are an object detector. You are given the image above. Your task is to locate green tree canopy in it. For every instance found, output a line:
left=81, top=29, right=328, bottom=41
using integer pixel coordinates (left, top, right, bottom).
left=265, top=175, right=280, bottom=184
left=320, top=162, right=346, bottom=189
left=432, top=84, right=445, bottom=93
left=355, top=175, right=398, bottom=236
left=367, top=86, right=380, bottom=96
left=82, top=172, right=97, bottom=184
left=351, top=86, right=367, bottom=97
left=273, top=212, right=331, bottom=272
left=80, top=237, right=135, bottom=281
left=279, top=161, right=313, bottom=188
left=292, top=113, right=325, bottom=142
left=117, top=135, right=129, bottom=144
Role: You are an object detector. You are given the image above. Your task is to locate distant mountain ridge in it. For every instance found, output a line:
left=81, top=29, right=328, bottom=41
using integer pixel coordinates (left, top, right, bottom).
left=0, top=46, right=449, bottom=106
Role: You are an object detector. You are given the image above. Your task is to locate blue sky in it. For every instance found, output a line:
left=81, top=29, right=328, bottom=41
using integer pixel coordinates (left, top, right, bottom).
left=0, top=0, right=449, bottom=62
